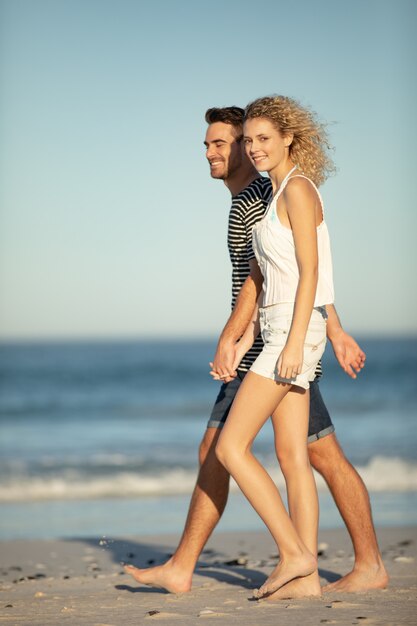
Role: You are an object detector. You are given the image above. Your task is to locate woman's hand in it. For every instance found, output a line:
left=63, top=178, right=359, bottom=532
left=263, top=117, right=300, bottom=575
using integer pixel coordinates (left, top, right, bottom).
left=276, top=342, right=303, bottom=380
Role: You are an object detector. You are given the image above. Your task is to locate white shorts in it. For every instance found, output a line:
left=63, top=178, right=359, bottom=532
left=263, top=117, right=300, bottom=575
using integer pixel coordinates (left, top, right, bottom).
left=250, top=303, right=327, bottom=390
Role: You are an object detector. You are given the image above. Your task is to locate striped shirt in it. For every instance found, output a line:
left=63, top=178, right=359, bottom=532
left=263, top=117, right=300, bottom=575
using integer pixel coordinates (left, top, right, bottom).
left=228, top=177, right=271, bottom=371
left=228, top=176, right=322, bottom=378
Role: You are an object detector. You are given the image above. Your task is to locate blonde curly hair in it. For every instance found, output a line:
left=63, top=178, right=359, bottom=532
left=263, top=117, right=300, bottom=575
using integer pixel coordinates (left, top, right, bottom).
left=244, top=95, right=335, bottom=186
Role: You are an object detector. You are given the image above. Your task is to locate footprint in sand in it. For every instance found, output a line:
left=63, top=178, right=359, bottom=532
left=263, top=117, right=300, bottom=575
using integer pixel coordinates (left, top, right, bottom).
left=164, top=596, right=185, bottom=604
left=198, top=609, right=230, bottom=618
left=327, top=600, right=362, bottom=609
left=145, top=611, right=182, bottom=619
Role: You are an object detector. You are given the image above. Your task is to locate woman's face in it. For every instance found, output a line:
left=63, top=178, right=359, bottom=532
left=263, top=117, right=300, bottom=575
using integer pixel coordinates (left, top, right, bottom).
left=243, top=117, right=291, bottom=173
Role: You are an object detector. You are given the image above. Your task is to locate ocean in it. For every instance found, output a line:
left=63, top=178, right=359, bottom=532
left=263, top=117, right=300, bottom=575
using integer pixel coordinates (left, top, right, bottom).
left=0, top=338, right=416, bottom=540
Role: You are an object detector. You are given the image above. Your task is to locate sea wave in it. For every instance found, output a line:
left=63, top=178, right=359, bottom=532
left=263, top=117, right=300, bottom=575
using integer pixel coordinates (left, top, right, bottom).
left=0, top=456, right=416, bottom=502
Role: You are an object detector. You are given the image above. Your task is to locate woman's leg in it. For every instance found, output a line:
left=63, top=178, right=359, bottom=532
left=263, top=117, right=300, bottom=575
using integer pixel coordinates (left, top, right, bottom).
left=254, top=386, right=320, bottom=597
left=216, top=371, right=317, bottom=597
left=261, top=387, right=321, bottom=598
left=272, top=387, right=319, bottom=556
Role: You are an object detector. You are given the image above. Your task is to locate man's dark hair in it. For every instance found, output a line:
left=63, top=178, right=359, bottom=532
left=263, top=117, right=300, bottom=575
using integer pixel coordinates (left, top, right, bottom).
left=205, top=107, right=244, bottom=134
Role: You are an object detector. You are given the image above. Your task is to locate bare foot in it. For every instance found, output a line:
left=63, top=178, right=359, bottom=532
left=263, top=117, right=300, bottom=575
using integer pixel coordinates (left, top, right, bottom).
left=253, top=553, right=317, bottom=599
left=264, top=571, right=322, bottom=601
left=323, top=562, right=389, bottom=593
left=123, top=559, right=192, bottom=593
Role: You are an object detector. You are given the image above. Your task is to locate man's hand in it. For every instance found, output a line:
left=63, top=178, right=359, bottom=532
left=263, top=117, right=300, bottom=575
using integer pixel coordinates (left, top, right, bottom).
left=330, top=329, right=366, bottom=379
left=208, top=261, right=263, bottom=384
left=209, top=340, right=237, bottom=383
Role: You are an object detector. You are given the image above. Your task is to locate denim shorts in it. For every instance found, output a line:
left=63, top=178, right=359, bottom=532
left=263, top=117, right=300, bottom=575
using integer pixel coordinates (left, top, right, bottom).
left=207, top=371, right=334, bottom=443
left=251, top=303, right=327, bottom=390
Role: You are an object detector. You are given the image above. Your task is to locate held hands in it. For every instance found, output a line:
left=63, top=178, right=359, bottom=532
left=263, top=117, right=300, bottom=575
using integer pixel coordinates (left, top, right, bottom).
left=209, top=341, right=238, bottom=383
left=330, top=330, right=366, bottom=379
left=276, top=341, right=303, bottom=381
left=210, top=340, right=249, bottom=383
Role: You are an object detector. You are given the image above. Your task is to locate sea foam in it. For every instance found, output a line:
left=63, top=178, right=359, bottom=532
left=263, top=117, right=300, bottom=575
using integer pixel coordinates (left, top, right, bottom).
left=0, top=456, right=416, bottom=502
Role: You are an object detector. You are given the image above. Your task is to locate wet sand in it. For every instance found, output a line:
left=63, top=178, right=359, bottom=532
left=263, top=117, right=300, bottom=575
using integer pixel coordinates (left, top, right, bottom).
left=0, top=526, right=416, bottom=625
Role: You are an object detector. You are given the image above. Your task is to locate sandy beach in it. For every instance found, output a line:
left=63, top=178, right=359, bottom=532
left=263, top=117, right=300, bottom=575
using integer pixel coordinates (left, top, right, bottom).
left=1, top=526, right=416, bottom=625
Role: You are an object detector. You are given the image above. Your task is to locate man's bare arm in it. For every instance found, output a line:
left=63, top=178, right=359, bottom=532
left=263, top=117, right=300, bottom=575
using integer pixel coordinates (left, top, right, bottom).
left=326, top=304, right=366, bottom=379
left=210, top=297, right=261, bottom=381
left=210, top=260, right=263, bottom=381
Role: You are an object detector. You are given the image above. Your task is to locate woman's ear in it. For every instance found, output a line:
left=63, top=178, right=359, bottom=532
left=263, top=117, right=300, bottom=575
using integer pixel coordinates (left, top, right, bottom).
left=284, top=133, right=294, bottom=148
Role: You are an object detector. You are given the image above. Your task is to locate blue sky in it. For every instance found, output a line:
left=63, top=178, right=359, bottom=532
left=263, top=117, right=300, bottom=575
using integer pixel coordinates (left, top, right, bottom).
left=1, top=0, right=416, bottom=339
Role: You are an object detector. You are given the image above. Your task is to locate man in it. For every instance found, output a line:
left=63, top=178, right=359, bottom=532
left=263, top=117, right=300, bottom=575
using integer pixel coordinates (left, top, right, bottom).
left=125, top=107, right=388, bottom=597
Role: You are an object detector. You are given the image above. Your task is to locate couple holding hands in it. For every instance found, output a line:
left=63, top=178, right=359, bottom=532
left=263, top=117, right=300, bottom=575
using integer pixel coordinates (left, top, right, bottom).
left=126, top=95, right=388, bottom=599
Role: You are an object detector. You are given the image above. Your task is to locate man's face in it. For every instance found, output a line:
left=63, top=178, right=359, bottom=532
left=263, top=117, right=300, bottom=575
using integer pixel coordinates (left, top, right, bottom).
left=204, top=122, right=243, bottom=180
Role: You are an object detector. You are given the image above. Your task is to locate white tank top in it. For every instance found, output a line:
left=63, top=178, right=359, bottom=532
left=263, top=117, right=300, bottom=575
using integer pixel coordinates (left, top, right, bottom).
left=252, top=166, right=335, bottom=307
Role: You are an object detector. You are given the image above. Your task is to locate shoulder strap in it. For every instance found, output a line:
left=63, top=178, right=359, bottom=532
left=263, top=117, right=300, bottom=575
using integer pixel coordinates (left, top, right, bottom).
left=266, top=166, right=298, bottom=219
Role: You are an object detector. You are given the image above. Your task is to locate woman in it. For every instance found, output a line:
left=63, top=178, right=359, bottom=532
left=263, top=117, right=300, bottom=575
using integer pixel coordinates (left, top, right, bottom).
left=215, top=95, right=335, bottom=599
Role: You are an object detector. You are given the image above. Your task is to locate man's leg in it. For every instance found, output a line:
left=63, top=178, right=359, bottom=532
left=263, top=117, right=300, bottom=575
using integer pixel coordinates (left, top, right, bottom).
left=124, top=375, right=243, bottom=592
left=309, top=432, right=389, bottom=592
left=125, top=427, right=229, bottom=592
left=307, top=382, right=388, bottom=591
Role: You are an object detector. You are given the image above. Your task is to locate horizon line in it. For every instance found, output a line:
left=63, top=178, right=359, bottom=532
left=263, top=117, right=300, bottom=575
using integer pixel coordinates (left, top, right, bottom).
left=1, top=332, right=417, bottom=345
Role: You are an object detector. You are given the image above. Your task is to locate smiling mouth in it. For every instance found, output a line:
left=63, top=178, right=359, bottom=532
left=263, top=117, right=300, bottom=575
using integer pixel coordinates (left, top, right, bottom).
left=210, top=161, right=223, bottom=167
left=252, top=156, right=267, bottom=163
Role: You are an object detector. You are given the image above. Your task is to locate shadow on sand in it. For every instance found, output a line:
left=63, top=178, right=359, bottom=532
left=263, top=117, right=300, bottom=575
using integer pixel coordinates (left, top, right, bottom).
left=68, top=536, right=339, bottom=594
